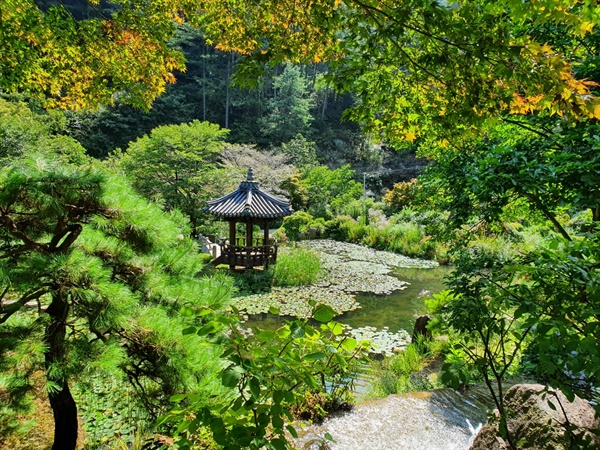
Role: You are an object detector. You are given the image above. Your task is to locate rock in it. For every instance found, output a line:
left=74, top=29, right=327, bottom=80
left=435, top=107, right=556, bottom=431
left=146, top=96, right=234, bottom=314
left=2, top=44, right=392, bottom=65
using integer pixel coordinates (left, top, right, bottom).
left=469, top=384, right=600, bottom=450
left=411, top=315, right=432, bottom=342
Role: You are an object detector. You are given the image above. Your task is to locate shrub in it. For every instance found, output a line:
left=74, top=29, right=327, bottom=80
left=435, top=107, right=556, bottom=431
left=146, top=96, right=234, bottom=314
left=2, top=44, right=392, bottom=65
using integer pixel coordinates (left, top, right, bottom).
left=369, top=342, right=436, bottom=397
left=280, top=211, right=315, bottom=241
left=382, top=178, right=418, bottom=212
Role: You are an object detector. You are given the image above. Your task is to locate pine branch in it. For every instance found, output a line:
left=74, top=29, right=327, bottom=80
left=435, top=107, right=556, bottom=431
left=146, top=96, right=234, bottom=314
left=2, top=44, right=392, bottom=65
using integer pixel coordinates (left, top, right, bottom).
left=0, top=286, right=51, bottom=324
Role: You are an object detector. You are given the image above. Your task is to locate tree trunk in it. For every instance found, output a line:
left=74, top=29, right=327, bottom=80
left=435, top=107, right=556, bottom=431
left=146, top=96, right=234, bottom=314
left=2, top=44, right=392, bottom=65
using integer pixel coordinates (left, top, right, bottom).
left=225, top=53, right=233, bottom=129
left=45, top=294, right=78, bottom=450
left=202, top=44, right=207, bottom=122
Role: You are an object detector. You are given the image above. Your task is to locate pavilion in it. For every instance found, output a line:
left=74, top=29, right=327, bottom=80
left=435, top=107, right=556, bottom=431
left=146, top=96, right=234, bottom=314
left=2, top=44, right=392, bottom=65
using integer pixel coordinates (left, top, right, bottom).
left=204, top=168, right=293, bottom=269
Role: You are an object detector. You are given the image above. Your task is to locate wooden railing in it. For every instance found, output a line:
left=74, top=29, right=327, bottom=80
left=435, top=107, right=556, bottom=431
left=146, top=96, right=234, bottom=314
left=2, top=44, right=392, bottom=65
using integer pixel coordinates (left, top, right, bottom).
left=233, top=237, right=276, bottom=247
left=219, top=243, right=278, bottom=268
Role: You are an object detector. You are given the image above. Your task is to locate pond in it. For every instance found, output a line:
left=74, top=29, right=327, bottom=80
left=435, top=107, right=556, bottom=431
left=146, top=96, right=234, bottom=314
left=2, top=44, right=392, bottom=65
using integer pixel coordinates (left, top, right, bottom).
left=243, top=265, right=451, bottom=339
left=239, top=240, right=451, bottom=354
left=338, top=265, right=452, bottom=334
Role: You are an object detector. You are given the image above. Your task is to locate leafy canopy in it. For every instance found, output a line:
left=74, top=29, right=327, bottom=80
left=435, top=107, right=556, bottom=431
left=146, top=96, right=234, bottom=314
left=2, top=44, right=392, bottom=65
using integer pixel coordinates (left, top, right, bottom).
left=196, top=0, right=600, bottom=145
left=118, top=120, right=229, bottom=235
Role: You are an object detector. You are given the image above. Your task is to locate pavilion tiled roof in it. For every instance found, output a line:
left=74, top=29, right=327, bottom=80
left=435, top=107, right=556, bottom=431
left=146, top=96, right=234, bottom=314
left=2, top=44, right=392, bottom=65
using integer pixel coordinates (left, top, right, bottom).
left=204, top=168, right=293, bottom=219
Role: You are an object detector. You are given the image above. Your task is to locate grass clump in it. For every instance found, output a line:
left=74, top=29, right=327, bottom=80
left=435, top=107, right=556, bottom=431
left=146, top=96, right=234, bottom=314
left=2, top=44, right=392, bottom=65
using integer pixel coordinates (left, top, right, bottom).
left=369, top=339, right=444, bottom=397
left=272, top=246, right=321, bottom=287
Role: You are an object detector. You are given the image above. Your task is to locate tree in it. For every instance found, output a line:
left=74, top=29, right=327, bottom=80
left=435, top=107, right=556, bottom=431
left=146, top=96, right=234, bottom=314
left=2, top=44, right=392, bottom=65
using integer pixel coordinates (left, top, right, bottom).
left=196, top=0, right=600, bottom=146
left=259, top=64, right=315, bottom=145
left=0, top=0, right=194, bottom=109
left=0, top=102, right=231, bottom=448
left=279, top=133, right=319, bottom=168
left=219, top=143, right=295, bottom=197
left=118, top=120, right=229, bottom=237
left=300, top=165, right=363, bottom=218
left=421, top=115, right=600, bottom=448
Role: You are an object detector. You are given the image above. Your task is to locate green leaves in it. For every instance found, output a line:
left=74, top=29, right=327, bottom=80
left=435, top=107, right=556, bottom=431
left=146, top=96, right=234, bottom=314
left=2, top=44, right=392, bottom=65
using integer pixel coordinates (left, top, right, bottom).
left=313, top=304, right=336, bottom=323
left=166, top=304, right=368, bottom=449
left=222, top=367, right=243, bottom=388
left=118, top=120, right=229, bottom=236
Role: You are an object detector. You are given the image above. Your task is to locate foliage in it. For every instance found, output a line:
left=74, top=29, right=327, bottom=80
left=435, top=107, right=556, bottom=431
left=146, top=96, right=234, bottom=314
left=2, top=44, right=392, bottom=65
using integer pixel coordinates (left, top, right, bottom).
left=299, top=165, right=363, bottom=218
left=0, top=0, right=191, bottom=109
left=259, top=64, right=315, bottom=145
left=272, top=246, right=322, bottom=287
left=369, top=340, right=438, bottom=397
left=219, top=144, right=295, bottom=198
left=0, top=145, right=232, bottom=448
left=199, top=0, right=600, bottom=146
left=382, top=179, right=418, bottom=213
left=290, top=390, right=350, bottom=424
left=323, top=213, right=439, bottom=260
left=420, top=120, right=600, bottom=239
left=339, top=198, right=377, bottom=220
left=280, top=211, right=321, bottom=241
left=279, top=133, right=319, bottom=168
left=118, top=120, right=229, bottom=236
left=428, top=233, right=600, bottom=448
left=279, top=174, right=309, bottom=213
left=0, top=97, right=88, bottom=163
left=162, top=303, right=369, bottom=450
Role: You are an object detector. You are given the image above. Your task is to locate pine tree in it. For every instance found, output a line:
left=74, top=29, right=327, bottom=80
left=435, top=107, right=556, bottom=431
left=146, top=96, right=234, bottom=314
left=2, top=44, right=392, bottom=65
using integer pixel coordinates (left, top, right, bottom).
left=0, top=104, right=231, bottom=448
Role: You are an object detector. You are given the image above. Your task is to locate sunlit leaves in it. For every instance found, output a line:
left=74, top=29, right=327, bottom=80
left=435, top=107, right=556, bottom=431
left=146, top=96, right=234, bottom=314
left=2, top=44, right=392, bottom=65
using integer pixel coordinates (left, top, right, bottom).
left=163, top=306, right=369, bottom=449
left=193, top=0, right=600, bottom=145
left=0, top=0, right=187, bottom=109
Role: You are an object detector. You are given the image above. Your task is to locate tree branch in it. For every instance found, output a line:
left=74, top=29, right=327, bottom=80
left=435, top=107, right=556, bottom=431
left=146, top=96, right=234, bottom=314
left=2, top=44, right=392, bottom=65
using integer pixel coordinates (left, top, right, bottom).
left=0, top=286, right=51, bottom=324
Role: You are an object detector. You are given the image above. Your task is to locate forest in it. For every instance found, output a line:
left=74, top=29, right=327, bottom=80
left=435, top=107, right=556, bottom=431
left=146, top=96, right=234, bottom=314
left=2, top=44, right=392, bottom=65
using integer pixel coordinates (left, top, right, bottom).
left=0, top=0, right=599, bottom=449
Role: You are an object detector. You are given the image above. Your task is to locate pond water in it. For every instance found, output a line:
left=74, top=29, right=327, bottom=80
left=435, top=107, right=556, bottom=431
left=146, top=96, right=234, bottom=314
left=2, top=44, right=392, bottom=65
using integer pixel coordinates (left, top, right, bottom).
left=338, top=265, right=452, bottom=334
left=243, top=264, right=452, bottom=349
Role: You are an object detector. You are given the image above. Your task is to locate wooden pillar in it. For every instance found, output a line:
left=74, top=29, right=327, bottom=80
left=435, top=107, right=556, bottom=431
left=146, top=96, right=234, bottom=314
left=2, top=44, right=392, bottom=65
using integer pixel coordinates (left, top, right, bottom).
left=229, top=220, right=236, bottom=246
left=246, top=219, right=253, bottom=269
left=229, top=220, right=236, bottom=269
left=246, top=218, right=253, bottom=247
left=263, top=221, right=269, bottom=245
left=263, top=221, right=271, bottom=268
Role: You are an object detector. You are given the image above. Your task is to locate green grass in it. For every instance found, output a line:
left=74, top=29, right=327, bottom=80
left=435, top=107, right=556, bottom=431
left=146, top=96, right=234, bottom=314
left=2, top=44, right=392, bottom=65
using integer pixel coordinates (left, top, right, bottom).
left=272, top=246, right=321, bottom=287
left=368, top=340, right=440, bottom=397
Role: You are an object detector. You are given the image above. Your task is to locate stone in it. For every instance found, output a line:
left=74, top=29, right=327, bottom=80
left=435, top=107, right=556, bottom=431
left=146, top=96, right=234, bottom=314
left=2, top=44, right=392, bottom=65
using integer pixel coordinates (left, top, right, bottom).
left=469, top=384, right=600, bottom=450
left=411, top=315, right=432, bottom=342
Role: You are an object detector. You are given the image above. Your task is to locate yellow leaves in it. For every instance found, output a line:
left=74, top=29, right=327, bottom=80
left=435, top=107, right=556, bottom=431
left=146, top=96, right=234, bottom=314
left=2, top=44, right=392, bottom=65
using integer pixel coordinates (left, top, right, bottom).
left=561, top=87, right=572, bottom=100
left=578, top=21, right=595, bottom=36
left=587, top=100, right=600, bottom=120
left=509, top=93, right=545, bottom=115
left=404, top=130, right=417, bottom=143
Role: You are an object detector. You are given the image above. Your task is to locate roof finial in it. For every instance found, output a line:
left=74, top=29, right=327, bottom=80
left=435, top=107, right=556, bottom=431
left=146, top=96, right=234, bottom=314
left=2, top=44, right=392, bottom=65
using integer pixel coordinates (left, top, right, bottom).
left=247, top=167, right=254, bottom=181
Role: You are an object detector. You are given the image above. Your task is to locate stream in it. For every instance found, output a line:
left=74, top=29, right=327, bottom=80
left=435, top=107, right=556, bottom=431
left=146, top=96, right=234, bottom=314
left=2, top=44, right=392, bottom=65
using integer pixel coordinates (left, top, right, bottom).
left=237, top=241, right=492, bottom=449
left=295, top=386, right=493, bottom=450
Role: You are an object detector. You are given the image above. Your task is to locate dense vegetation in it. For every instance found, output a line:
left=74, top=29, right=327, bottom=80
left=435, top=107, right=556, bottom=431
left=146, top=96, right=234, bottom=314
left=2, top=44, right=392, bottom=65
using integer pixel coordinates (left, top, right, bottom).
left=1, top=1, right=599, bottom=449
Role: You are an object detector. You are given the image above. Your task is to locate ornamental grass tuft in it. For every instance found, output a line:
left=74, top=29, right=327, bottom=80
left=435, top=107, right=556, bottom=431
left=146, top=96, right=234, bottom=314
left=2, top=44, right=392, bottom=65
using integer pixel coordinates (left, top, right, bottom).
left=272, top=246, right=321, bottom=287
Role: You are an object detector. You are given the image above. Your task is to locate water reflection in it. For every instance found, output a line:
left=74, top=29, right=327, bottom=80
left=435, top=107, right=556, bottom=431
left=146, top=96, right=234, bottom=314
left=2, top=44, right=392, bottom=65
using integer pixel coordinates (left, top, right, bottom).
left=338, top=266, right=452, bottom=333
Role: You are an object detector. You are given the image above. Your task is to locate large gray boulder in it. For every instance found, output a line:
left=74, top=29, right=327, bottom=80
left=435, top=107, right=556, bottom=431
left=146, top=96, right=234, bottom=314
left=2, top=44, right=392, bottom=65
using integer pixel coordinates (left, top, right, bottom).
left=470, top=384, right=600, bottom=450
